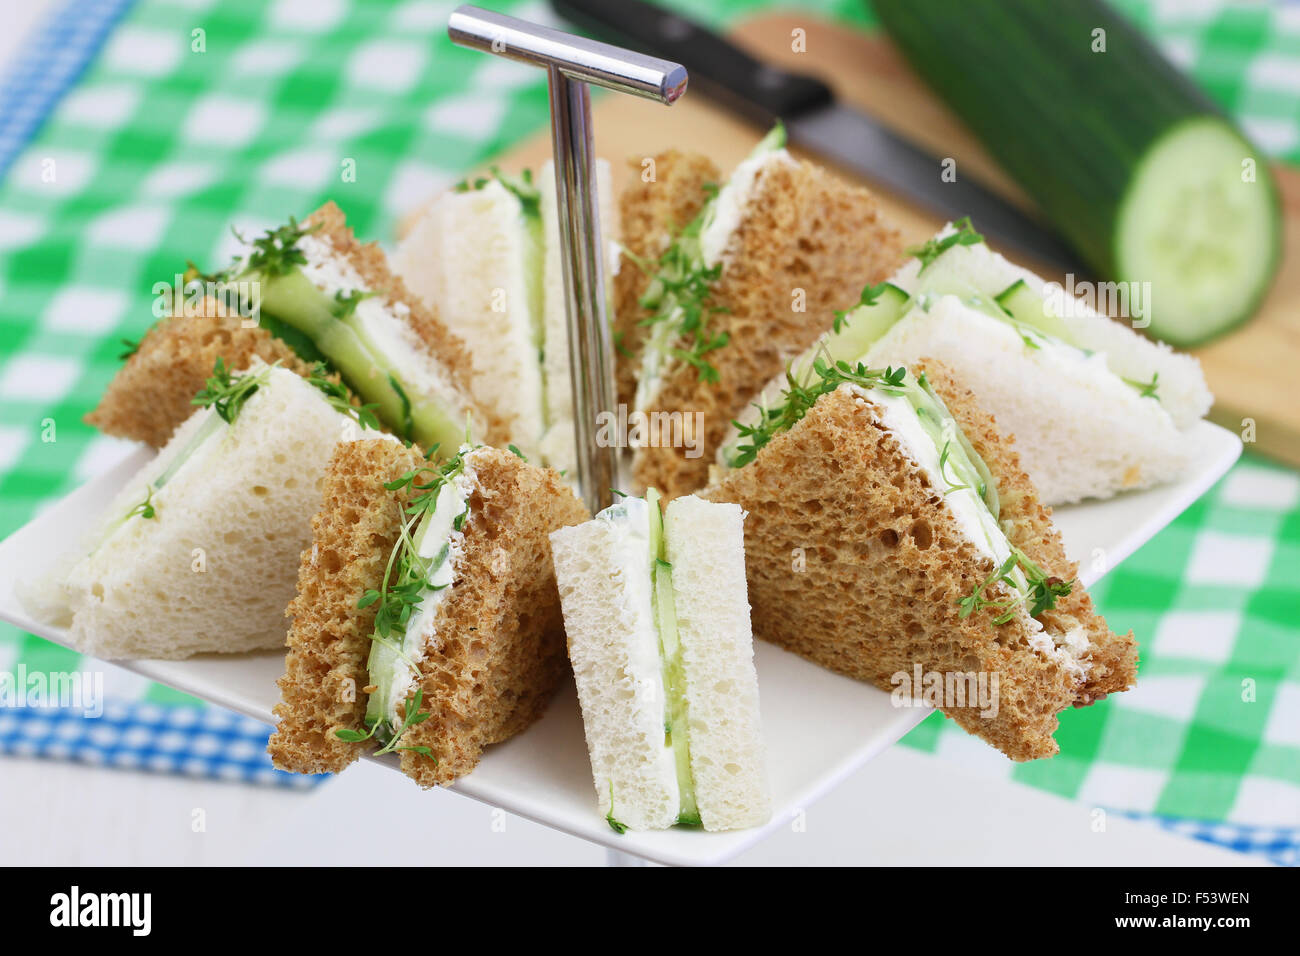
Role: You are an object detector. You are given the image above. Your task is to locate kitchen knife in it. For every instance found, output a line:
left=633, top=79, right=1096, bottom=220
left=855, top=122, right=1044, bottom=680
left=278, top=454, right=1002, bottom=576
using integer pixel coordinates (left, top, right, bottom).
left=549, top=0, right=1084, bottom=274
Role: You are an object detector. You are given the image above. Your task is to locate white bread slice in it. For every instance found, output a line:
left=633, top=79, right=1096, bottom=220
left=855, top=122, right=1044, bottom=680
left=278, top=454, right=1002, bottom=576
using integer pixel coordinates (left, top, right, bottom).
left=890, top=234, right=1212, bottom=429
left=551, top=494, right=769, bottom=831
left=721, top=230, right=1212, bottom=504
left=864, top=296, right=1195, bottom=504
left=394, top=179, right=545, bottom=457
left=51, top=365, right=375, bottom=659
left=537, top=158, right=618, bottom=478
left=550, top=501, right=680, bottom=831
left=663, top=494, right=770, bottom=830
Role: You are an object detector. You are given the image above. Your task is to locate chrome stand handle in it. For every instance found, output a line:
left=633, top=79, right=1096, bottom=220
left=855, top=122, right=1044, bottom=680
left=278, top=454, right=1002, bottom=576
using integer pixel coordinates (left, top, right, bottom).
left=448, top=5, right=687, bottom=516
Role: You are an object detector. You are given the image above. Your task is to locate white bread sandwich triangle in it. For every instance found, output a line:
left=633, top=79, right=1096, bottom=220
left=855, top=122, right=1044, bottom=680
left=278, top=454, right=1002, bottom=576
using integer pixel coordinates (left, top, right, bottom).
left=720, top=219, right=1213, bottom=504
left=393, top=162, right=617, bottom=474
left=622, top=124, right=904, bottom=500
left=549, top=489, right=770, bottom=831
left=87, top=201, right=492, bottom=456
left=706, top=357, right=1138, bottom=760
left=269, top=440, right=588, bottom=787
left=23, top=360, right=384, bottom=659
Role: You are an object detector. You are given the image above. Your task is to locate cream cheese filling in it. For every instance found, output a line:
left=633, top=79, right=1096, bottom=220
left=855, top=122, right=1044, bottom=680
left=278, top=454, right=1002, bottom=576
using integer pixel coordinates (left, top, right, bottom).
left=597, top=496, right=681, bottom=803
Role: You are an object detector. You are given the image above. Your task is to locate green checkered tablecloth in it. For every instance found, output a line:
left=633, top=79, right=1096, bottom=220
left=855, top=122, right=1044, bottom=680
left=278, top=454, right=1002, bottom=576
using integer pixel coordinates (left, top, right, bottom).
left=0, top=0, right=1296, bottom=846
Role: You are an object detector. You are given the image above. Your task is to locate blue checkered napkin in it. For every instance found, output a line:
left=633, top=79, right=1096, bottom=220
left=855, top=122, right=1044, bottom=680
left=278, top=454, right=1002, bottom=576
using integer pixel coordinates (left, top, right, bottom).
left=0, top=698, right=321, bottom=788
left=1114, top=810, right=1300, bottom=867
left=0, top=0, right=321, bottom=791
left=0, top=0, right=134, bottom=179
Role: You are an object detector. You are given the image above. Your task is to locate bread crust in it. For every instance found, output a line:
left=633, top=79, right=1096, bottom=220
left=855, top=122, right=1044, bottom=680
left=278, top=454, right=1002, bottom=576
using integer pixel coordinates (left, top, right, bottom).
left=269, top=439, right=422, bottom=774
left=85, top=300, right=313, bottom=448
left=633, top=157, right=904, bottom=500
left=269, top=440, right=589, bottom=783
left=704, top=364, right=1134, bottom=760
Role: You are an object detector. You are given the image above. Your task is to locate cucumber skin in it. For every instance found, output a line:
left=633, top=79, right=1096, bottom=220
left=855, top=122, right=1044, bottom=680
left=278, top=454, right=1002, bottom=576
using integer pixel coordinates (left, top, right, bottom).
left=873, top=0, right=1280, bottom=340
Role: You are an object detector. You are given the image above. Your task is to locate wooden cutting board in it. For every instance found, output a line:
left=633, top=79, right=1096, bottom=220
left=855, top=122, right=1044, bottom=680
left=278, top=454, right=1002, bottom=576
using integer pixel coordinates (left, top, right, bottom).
left=460, top=13, right=1300, bottom=467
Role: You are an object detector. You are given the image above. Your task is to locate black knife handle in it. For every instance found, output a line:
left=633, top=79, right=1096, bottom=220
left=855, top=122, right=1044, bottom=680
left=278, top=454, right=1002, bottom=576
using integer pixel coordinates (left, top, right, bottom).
left=549, top=0, right=833, bottom=124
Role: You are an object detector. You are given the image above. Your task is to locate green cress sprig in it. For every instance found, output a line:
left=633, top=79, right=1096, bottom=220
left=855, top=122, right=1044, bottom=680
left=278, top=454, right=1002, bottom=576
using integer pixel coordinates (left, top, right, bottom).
left=937, top=440, right=972, bottom=496
left=727, top=359, right=908, bottom=468
left=124, top=486, right=157, bottom=521
left=306, top=362, right=380, bottom=431
left=637, top=183, right=731, bottom=385
left=189, top=217, right=321, bottom=288
left=241, top=216, right=318, bottom=278
left=334, top=445, right=475, bottom=757
left=605, top=782, right=628, bottom=835
left=957, top=545, right=1074, bottom=626
left=906, top=216, right=984, bottom=272
left=330, top=288, right=374, bottom=321
left=454, top=166, right=541, bottom=216
left=1123, top=371, right=1160, bottom=400
left=359, top=445, right=470, bottom=640
left=191, top=357, right=275, bottom=423
left=832, top=280, right=892, bottom=334
left=334, top=688, right=435, bottom=758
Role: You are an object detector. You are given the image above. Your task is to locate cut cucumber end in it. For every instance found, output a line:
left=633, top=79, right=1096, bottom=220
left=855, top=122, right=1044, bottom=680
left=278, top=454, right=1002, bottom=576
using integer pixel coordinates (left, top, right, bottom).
left=1115, top=117, right=1281, bottom=347
left=820, top=283, right=910, bottom=368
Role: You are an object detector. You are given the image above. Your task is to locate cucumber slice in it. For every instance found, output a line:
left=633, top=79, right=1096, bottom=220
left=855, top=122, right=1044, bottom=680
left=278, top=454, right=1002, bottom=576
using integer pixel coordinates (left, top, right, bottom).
left=1115, top=117, right=1280, bottom=345
left=816, top=282, right=911, bottom=371
left=645, top=486, right=664, bottom=564
left=750, top=119, right=787, bottom=156
left=652, top=555, right=699, bottom=827
left=258, top=269, right=467, bottom=455
left=644, top=488, right=700, bottom=827
left=994, top=279, right=1076, bottom=345
left=875, top=0, right=1282, bottom=346
left=256, top=313, right=329, bottom=365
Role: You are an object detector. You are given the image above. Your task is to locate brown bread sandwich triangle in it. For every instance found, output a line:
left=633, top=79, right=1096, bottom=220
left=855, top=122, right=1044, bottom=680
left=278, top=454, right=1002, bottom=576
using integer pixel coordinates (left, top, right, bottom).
left=269, top=439, right=588, bottom=786
left=621, top=125, right=903, bottom=501
left=613, top=149, right=721, bottom=409
left=704, top=356, right=1138, bottom=760
left=87, top=201, right=497, bottom=456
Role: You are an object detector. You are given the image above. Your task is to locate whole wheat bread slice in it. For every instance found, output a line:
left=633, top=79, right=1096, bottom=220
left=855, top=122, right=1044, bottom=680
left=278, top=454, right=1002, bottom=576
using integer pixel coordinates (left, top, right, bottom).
left=613, top=150, right=721, bottom=409
left=934, top=361, right=1139, bottom=705
left=268, top=440, right=588, bottom=784
left=632, top=157, right=904, bottom=500
left=84, top=300, right=313, bottom=448
left=86, top=201, right=500, bottom=448
left=704, top=362, right=1136, bottom=760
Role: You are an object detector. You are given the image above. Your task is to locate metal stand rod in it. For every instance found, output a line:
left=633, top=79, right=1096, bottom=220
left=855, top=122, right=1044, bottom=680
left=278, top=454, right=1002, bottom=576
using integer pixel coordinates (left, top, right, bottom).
left=548, top=67, right=617, bottom=515
left=447, top=4, right=686, bottom=517
left=447, top=5, right=687, bottom=865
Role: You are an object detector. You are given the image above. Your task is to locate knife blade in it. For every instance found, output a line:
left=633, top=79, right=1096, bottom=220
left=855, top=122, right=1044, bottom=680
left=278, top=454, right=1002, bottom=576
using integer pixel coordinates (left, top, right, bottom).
left=549, top=0, right=1084, bottom=274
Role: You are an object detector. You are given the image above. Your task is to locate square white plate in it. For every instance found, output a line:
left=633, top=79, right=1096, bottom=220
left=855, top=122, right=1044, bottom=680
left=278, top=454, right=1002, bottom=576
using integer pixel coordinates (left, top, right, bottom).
left=0, top=420, right=1241, bottom=866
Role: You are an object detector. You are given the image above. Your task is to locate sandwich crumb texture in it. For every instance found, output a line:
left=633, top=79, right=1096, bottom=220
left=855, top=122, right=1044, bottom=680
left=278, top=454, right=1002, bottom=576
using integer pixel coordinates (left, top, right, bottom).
left=664, top=494, right=771, bottom=830
left=398, top=446, right=589, bottom=786
left=633, top=157, right=904, bottom=500
left=270, top=441, right=588, bottom=784
left=65, top=368, right=363, bottom=660
left=549, top=516, right=681, bottom=830
left=705, top=364, right=1135, bottom=760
